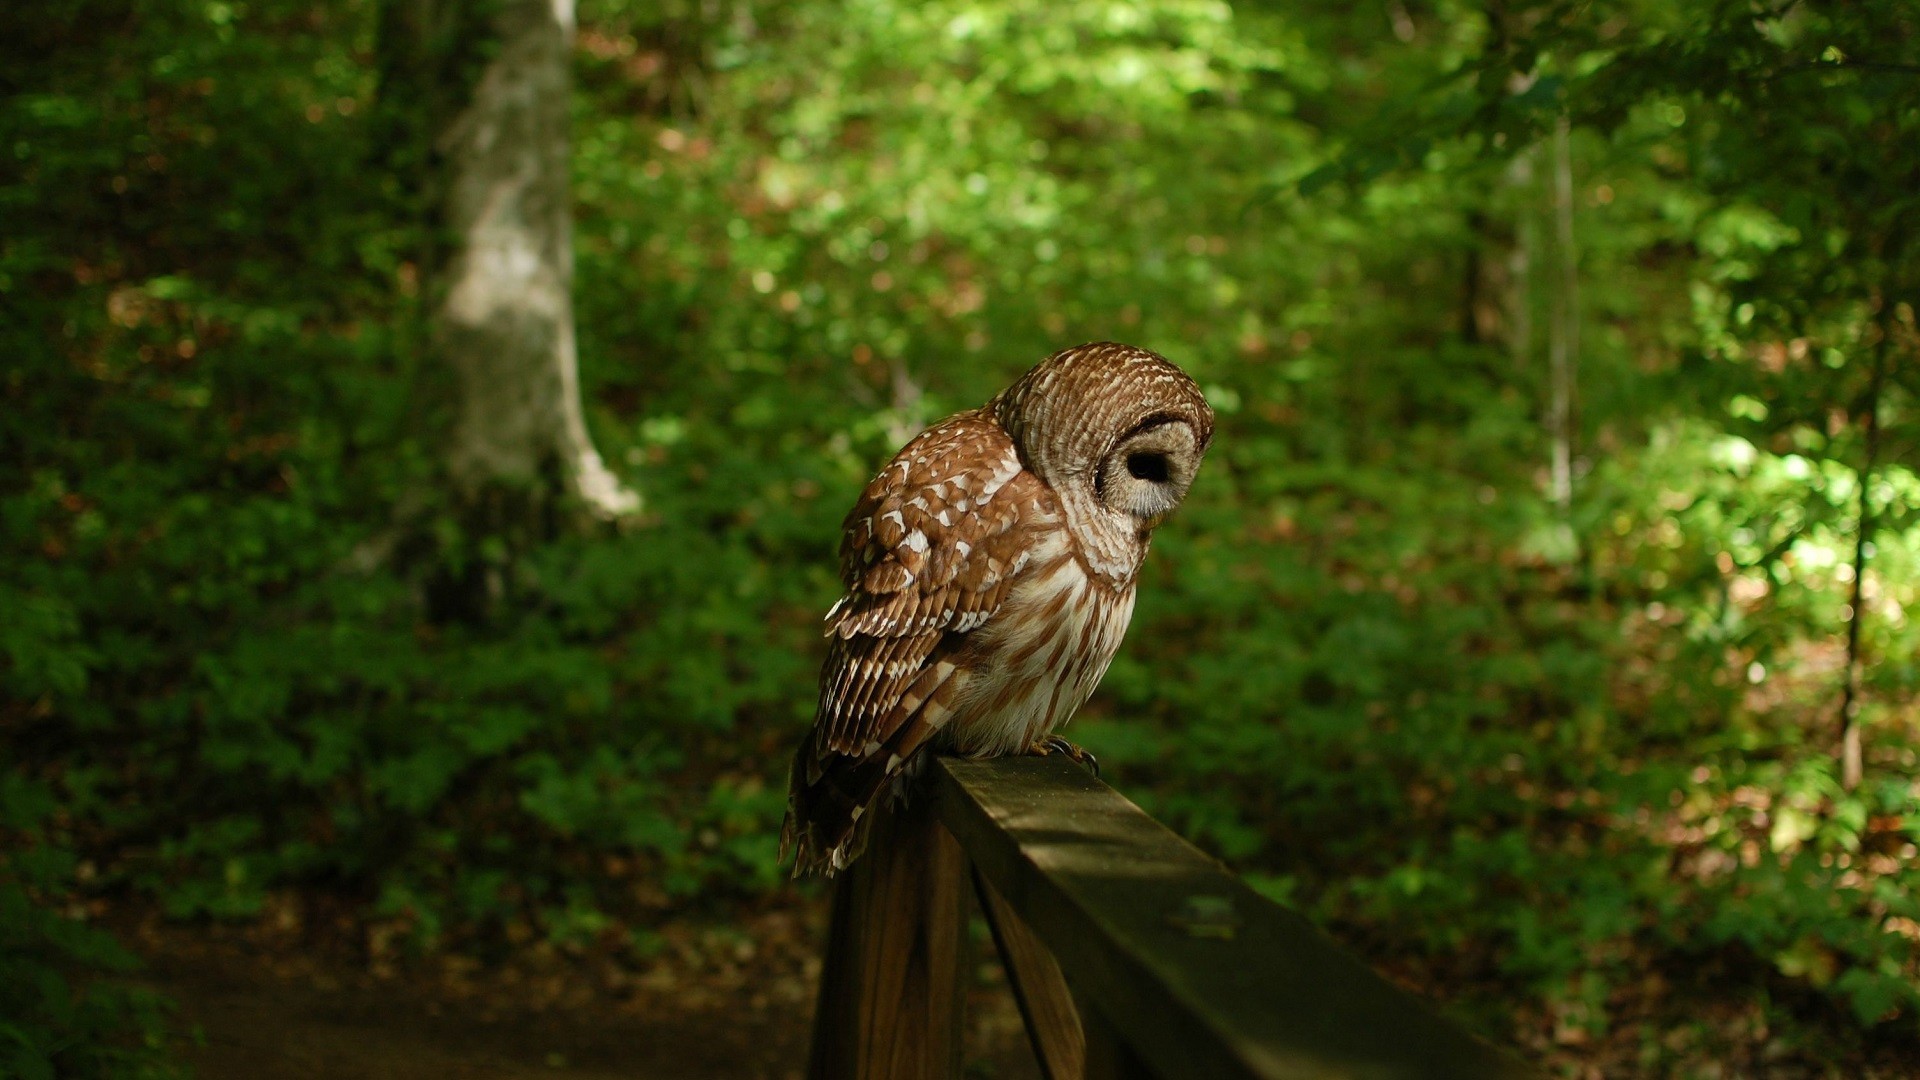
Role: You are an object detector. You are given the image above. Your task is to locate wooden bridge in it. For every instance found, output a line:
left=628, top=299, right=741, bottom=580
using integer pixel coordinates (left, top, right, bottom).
left=808, top=755, right=1540, bottom=1080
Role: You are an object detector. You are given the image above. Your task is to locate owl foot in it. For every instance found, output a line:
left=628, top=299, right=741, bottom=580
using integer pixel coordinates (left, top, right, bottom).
left=1027, top=735, right=1100, bottom=778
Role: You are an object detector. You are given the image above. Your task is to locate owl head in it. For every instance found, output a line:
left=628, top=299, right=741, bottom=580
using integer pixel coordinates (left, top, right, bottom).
left=992, top=342, right=1214, bottom=533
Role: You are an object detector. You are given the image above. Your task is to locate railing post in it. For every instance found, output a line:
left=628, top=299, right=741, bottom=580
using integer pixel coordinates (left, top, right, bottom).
left=973, top=867, right=1086, bottom=1080
left=806, top=791, right=969, bottom=1080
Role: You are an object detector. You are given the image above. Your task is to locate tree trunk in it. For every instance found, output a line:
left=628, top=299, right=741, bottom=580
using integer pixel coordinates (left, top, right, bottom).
left=1505, top=148, right=1535, bottom=375
left=1838, top=328, right=1887, bottom=791
left=1546, top=116, right=1578, bottom=517
left=389, top=0, right=638, bottom=524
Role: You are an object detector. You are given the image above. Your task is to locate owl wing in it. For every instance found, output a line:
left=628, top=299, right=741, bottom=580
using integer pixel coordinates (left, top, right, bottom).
left=783, top=409, right=1046, bottom=875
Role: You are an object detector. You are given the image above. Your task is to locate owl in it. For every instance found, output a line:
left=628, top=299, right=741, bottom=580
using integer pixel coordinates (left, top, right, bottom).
left=780, top=342, right=1214, bottom=876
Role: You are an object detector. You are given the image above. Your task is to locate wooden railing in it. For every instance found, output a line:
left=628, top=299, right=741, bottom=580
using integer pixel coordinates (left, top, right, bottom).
left=808, top=754, right=1540, bottom=1080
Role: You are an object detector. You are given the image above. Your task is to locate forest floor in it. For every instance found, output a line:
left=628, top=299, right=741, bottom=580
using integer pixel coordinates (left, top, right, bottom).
left=105, top=878, right=1918, bottom=1079
left=117, top=897, right=1041, bottom=1080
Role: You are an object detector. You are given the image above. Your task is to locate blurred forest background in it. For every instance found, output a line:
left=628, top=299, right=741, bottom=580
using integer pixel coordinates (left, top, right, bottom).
left=3, top=0, right=1918, bottom=1076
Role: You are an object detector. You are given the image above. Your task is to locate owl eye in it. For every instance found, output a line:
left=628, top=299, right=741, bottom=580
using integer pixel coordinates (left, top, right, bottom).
left=1094, top=416, right=1202, bottom=522
left=1126, top=452, right=1171, bottom=483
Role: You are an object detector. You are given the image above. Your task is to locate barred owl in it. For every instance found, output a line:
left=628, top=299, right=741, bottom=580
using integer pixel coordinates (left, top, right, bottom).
left=781, top=342, right=1214, bottom=876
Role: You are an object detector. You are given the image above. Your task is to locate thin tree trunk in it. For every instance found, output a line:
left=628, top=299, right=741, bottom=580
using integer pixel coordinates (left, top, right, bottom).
left=1839, top=329, right=1888, bottom=791
left=434, top=0, right=637, bottom=520
left=885, top=358, right=926, bottom=449
left=1546, top=116, right=1578, bottom=515
left=1461, top=209, right=1486, bottom=345
left=1506, top=148, right=1535, bottom=374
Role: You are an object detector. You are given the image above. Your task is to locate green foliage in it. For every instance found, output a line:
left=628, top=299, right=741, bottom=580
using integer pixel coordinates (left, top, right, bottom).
left=1, top=776, right=183, bottom=1079
left=2, top=0, right=1916, bottom=1074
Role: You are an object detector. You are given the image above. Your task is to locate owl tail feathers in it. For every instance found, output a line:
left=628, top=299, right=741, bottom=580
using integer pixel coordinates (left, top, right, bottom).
left=780, top=734, right=888, bottom=878
left=782, top=658, right=961, bottom=877
left=781, top=729, right=929, bottom=878
left=779, top=799, right=875, bottom=879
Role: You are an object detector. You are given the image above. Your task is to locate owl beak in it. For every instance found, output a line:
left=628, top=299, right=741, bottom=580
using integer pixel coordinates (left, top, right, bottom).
left=1142, top=509, right=1172, bottom=531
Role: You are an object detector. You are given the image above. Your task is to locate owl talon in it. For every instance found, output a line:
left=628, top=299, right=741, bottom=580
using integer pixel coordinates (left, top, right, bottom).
left=1030, top=735, right=1100, bottom=778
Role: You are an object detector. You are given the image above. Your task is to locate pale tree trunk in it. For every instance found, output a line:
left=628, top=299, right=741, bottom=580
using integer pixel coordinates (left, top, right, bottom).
left=1546, top=116, right=1578, bottom=517
left=1505, top=148, right=1534, bottom=375
left=426, top=0, right=637, bottom=520
left=1838, top=327, right=1888, bottom=791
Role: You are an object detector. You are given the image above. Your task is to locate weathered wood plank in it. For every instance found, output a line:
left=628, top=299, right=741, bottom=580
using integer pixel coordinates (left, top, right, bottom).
left=1079, top=996, right=1159, bottom=1080
left=973, top=867, right=1085, bottom=1080
left=931, top=755, right=1540, bottom=1080
left=806, top=793, right=970, bottom=1080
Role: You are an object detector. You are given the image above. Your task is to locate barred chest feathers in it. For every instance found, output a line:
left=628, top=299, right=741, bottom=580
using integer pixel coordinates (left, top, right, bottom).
left=941, top=533, right=1138, bottom=758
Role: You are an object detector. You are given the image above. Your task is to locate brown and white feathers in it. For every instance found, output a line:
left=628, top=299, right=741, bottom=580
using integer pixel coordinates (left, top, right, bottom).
left=781, top=342, right=1214, bottom=875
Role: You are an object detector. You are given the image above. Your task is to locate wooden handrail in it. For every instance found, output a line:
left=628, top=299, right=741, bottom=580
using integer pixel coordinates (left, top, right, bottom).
left=808, top=754, right=1540, bottom=1080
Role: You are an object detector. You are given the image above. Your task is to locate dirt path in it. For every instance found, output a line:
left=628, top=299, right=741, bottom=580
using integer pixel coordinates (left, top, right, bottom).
left=148, top=952, right=804, bottom=1079
left=123, top=903, right=1039, bottom=1080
